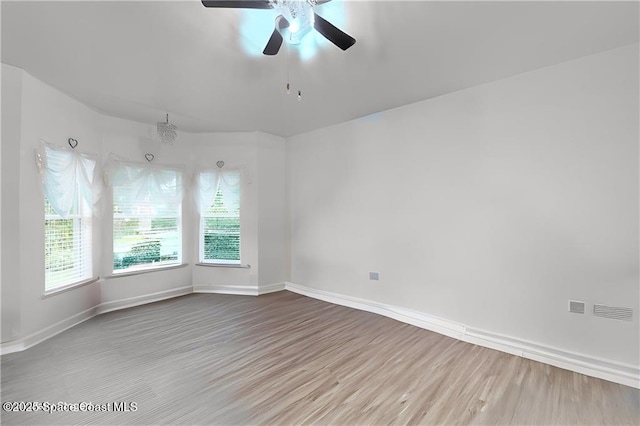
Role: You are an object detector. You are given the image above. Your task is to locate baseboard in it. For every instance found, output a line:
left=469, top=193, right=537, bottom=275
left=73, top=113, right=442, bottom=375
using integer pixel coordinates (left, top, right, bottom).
left=285, top=282, right=466, bottom=340
left=259, top=282, right=286, bottom=295
left=96, top=285, right=193, bottom=315
left=4, top=280, right=637, bottom=388
left=193, top=284, right=260, bottom=296
left=1, top=286, right=193, bottom=355
left=193, top=282, right=286, bottom=296
left=0, top=305, right=98, bottom=355
left=1, top=283, right=282, bottom=354
left=462, top=328, right=639, bottom=388
left=284, top=282, right=640, bottom=389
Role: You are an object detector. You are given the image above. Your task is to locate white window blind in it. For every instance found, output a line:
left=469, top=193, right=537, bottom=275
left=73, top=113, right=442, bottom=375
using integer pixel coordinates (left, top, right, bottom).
left=36, top=142, right=97, bottom=290
left=44, top=197, right=92, bottom=289
left=197, top=169, right=241, bottom=264
left=109, top=158, right=183, bottom=273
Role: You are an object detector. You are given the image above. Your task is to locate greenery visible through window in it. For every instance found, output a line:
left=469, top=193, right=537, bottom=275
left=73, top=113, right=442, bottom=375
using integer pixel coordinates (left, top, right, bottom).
left=112, top=216, right=179, bottom=271
left=202, top=186, right=240, bottom=263
left=112, top=174, right=181, bottom=272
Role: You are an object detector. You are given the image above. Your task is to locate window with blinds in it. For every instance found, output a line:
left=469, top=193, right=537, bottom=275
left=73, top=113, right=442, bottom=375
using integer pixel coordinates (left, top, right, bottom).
left=112, top=169, right=182, bottom=273
left=44, top=197, right=92, bottom=290
left=201, top=176, right=240, bottom=264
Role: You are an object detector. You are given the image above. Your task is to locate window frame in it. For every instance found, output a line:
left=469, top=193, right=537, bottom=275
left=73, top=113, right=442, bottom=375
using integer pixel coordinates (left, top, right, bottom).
left=110, top=164, right=184, bottom=275
left=198, top=171, right=241, bottom=265
left=36, top=139, right=99, bottom=293
left=43, top=186, right=93, bottom=291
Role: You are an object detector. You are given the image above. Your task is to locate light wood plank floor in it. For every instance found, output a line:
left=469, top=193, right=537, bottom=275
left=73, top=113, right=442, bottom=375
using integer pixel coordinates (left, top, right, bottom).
left=1, top=291, right=638, bottom=425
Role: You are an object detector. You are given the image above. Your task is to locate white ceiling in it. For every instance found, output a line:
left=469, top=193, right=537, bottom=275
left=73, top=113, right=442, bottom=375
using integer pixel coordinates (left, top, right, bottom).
left=2, top=1, right=638, bottom=137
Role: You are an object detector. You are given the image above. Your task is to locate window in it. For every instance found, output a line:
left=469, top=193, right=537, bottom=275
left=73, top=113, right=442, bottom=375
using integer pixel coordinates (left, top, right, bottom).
left=36, top=142, right=97, bottom=291
left=198, top=170, right=240, bottom=264
left=44, top=196, right=92, bottom=290
left=111, top=162, right=183, bottom=273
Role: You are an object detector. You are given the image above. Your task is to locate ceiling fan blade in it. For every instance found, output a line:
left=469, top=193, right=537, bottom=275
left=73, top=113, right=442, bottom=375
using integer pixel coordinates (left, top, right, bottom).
left=263, top=16, right=289, bottom=56
left=201, top=0, right=272, bottom=9
left=263, top=29, right=284, bottom=55
left=313, top=13, right=355, bottom=51
left=275, top=14, right=290, bottom=31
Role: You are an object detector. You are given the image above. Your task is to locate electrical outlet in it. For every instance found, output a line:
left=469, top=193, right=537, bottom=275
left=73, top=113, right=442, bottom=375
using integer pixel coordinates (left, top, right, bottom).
left=369, top=272, right=379, bottom=280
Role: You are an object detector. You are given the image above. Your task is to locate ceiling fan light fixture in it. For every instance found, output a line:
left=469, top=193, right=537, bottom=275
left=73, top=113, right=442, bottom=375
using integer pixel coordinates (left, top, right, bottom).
left=289, top=19, right=299, bottom=33
left=157, top=113, right=177, bottom=145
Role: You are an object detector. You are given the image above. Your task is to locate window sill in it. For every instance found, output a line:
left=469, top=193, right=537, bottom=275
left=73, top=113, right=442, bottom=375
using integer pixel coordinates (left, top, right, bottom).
left=42, top=277, right=100, bottom=299
left=196, top=263, right=251, bottom=269
left=106, top=263, right=189, bottom=279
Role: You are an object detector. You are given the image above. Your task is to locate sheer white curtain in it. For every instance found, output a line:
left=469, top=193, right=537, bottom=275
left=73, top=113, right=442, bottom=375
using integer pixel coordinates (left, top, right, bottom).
left=35, top=141, right=99, bottom=217
left=196, top=168, right=241, bottom=214
left=107, top=155, right=185, bottom=272
left=106, top=155, right=184, bottom=216
left=35, top=141, right=99, bottom=289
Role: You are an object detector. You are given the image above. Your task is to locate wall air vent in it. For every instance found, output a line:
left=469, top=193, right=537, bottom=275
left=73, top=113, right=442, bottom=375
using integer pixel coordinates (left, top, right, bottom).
left=568, top=300, right=585, bottom=314
left=593, top=304, right=633, bottom=321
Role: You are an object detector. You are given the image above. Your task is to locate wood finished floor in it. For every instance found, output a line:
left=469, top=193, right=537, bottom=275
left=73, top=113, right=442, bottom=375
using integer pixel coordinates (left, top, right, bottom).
left=1, top=291, right=638, bottom=425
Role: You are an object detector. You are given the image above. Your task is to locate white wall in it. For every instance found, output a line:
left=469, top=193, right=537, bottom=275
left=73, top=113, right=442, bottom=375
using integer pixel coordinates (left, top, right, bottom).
left=1, top=64, right=23, bottom=342
left=287, top=45, right=639, bottom=367
left=257, top=132, right=288, bottom=287
left=1, top=66, right=287, bottom=345
left=17, top=70, right=103, bottom=339
left=190, top=131, right=288, bottom=290
left=98, top=115, right=193, bottom=304
left=191, top=132, right=260, bottom=289
left=11, top=71, right=195, bottom=338
left=2, top=44, right=635, bottom=380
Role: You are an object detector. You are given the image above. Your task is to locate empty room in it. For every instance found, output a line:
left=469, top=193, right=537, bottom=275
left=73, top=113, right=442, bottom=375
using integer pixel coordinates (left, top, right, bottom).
left=1, top=0, right=638, bottom=424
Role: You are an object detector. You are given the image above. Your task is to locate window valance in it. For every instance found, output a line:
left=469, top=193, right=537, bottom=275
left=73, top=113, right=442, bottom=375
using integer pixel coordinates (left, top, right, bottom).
left=35, top=140, right=99, bottom=218
left=105, top=154, right=185, bottom=217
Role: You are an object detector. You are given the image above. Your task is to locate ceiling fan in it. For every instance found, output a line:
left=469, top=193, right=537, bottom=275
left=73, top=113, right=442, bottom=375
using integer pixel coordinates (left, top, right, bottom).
left=201, top=0, right=356, bottom=55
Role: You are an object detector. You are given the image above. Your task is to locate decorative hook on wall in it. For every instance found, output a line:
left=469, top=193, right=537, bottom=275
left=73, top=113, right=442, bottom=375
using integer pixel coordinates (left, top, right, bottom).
left=68, top=138, right=78, bottom=149
left=145, top=153, right=155, bottom=163
left=216, top=161, right=225, bottom=169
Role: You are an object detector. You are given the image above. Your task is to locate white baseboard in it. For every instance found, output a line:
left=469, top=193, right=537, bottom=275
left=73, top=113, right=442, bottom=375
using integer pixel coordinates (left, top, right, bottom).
left=1, top=286, right=193, bottom=355
left=96, top=285, right=193, bottom=315
left=193, top=284, right=260, bottom=296
left=259, top=282, right=286, bottom=294
left=284, top=282, right=640, bottom=389
left=4, top=280, right=637, bottom=389
left=1, top=282, right=284, bottom=355
left=0, top=306, right=98, bottom=355
left=193, top=282, right=286, bottom=296
left=462, top=328, right=639, bottom=388
left=285, top=282, right=466, bottom=339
